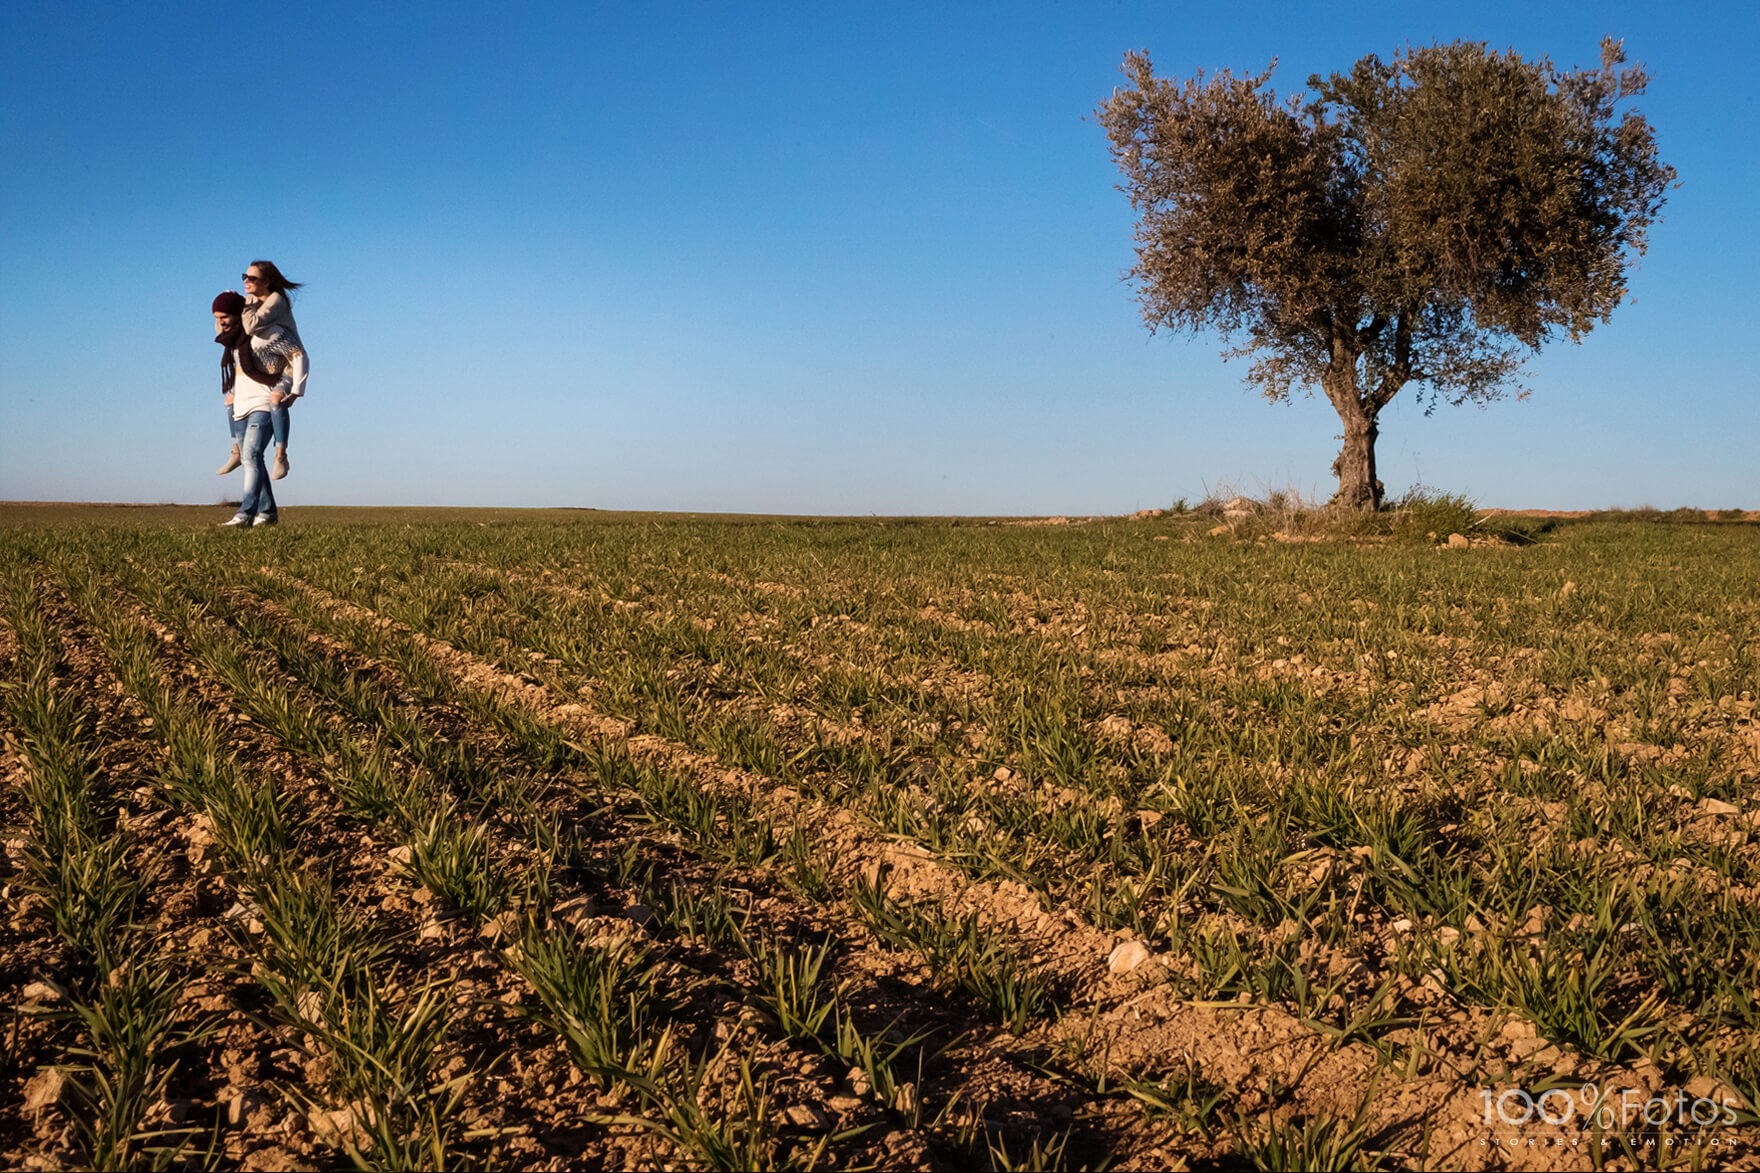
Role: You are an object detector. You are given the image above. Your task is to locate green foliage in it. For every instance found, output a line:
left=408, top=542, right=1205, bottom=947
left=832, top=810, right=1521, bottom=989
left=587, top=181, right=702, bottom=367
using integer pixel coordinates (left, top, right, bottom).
left=1224, top=1106, right=1390, bottom=1172
left=405, top=809, right=510, bottom=924
left=741, top=934, right=841, bottom=1044
left=254, top=867, right=389, bottom=999
left=61, top=955, right=200, bottom=1172
left=507, top=921, right=668, bottom=1095
left=988, top=1128, right=1074, bottom=1172
left=618, top=1050, right=816, bottom=1172
left=1384, top=487, right=1481, bottom=539
left=1124, top=1063, right=1225, bottom=1136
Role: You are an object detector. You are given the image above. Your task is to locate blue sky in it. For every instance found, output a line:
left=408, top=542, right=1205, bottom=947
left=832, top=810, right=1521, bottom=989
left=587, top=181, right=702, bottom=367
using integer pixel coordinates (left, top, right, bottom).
left=2, top=0, right=1755, bottom=514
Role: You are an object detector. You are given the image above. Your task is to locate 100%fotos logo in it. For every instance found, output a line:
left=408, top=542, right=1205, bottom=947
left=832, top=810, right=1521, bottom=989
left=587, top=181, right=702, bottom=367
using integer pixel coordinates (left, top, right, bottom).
left=1482, top=1085, right=1740, bottom=1130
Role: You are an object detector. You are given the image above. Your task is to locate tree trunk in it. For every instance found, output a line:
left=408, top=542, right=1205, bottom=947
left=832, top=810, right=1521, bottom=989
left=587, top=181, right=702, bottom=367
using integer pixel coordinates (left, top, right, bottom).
left=1330, top=408, right=1384, bottom=512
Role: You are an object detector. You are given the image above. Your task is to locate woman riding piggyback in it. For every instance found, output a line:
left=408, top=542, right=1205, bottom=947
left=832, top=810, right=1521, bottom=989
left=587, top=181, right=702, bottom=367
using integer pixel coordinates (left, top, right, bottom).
left=217, top=260, right=309, bottom=480
left=212, top=280, right=306, bottom=528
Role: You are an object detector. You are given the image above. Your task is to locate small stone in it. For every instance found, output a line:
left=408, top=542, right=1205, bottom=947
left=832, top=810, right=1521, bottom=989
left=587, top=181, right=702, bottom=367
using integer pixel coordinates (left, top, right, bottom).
left=1518, top=906, right=1549, bottom=937
left=226, top=1089, right=270, bottom=1128
left=21, top=980, right=61, bottom=1003
left=387, top=845, right=413, bottom=866
left=1208, top=524, right=1230, bottom=536
left=1108, top=940, right=1152, bottom=974
left=1133, top=726, right=1174, bottom=755
left=23, top=1068, right=67, bottom=1114
left=296, top=989, right=323, bottom=1022
left=308, top=1104, right=361, bottom=1145
left=1700, top=798, right=1740, bottom=817
left=785, top=1104, right=831, bottom=1130
left=1447, top=533, right=1469, bottom=548
left=552, top=895, right=595, bottom=926
left=156, top=1098, right=195, bottom=1124
left=480, top=911, right=519, bottom=942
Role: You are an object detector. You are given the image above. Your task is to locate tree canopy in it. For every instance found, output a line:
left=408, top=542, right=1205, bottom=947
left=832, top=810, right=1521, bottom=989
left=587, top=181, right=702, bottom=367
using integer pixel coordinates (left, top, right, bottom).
left=1098, top=39, right=1676, bottom=509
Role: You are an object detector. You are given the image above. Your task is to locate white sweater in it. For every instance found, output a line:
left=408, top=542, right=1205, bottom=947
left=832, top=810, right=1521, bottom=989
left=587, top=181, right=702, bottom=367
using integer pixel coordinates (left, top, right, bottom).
left=243, top=292, right=309, bottom=399
left=231, top=325, right=309, bottom=420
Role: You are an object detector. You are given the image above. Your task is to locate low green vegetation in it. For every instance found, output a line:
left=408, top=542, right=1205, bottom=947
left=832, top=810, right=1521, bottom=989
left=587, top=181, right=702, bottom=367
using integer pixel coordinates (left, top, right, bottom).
left=2, top=503, right=1754, bottom=1170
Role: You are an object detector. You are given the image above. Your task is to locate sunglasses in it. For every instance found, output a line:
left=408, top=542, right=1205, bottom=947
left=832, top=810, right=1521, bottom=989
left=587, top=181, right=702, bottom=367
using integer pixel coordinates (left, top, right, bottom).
left=242, top=272, right=264, bottom=282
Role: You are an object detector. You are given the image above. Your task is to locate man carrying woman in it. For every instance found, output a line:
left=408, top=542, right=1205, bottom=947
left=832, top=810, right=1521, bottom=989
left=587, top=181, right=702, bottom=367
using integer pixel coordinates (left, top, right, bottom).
left=212, top=289, right=306, bottom=527
left=217, top=261, right=308, bottom=479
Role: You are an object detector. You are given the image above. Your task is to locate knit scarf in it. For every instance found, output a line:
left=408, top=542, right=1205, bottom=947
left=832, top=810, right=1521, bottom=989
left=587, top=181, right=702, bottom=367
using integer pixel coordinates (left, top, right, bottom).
left=217, top=325, right=277, bottom=395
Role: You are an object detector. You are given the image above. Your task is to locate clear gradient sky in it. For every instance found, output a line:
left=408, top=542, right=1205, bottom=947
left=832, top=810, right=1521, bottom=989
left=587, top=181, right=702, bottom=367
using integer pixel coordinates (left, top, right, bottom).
left=2, top=1, right=1755, bottom=514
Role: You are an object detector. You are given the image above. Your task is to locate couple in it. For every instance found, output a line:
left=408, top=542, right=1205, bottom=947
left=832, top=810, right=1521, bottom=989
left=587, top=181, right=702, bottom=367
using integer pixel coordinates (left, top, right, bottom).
left=212, top=260, right=308, bottom=527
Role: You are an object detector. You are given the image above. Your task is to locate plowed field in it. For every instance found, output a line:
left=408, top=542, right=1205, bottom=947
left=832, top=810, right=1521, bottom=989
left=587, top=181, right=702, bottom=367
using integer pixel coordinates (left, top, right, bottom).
left=3, top=505, right=1757, bottom=1170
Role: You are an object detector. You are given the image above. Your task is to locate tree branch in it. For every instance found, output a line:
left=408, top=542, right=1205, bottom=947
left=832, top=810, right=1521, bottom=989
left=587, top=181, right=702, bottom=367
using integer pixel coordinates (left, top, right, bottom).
left=1368, top=309, right=1412, bottom=412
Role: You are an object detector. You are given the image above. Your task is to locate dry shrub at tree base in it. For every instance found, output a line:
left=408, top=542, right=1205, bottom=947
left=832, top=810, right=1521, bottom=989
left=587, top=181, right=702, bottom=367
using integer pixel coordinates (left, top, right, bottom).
left=3, top=505, right=1758, bottom=1171
left=1172, top=485, right=1543, bottom=547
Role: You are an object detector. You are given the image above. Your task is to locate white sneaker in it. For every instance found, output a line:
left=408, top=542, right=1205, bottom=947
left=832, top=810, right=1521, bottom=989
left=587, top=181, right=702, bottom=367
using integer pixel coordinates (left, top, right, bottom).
left=252, top=515, right=278, bottom=527
left=222, top=515, right=251, bottom=527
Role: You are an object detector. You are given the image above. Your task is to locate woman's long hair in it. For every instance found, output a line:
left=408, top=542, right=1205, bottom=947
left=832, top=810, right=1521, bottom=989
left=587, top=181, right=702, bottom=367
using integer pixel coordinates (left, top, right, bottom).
left=248, top=259, right=303, bottom=298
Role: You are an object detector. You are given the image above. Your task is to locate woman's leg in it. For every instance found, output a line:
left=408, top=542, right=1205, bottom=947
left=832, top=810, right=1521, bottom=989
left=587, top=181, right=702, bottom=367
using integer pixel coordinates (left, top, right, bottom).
left=237, top=412, right=277, bottom=522
left=218, top=404, right=244, bottom=474
left=271, top=403, right=291, bottom=479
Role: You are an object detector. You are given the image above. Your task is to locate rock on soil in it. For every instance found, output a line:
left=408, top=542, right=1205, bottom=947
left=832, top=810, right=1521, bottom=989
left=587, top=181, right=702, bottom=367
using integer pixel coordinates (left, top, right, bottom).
left=1108, top=940, right=1152, bottom=974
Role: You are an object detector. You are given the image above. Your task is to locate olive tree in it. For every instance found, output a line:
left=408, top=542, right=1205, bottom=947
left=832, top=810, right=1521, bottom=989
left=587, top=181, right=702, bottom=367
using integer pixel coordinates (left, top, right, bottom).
left=1097, top=39, right=1675, bottom=509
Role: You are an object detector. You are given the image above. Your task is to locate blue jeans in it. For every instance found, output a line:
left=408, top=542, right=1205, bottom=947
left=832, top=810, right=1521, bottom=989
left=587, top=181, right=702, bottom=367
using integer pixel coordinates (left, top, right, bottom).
left=227, top=403, right=288, bottom=447
left=236, top=412, right=278, bottom=521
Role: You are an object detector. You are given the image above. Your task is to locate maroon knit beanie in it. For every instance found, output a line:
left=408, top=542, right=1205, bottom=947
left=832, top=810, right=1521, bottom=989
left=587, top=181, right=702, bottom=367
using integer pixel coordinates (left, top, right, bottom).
left=212, top=291, right=246, bottom=315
